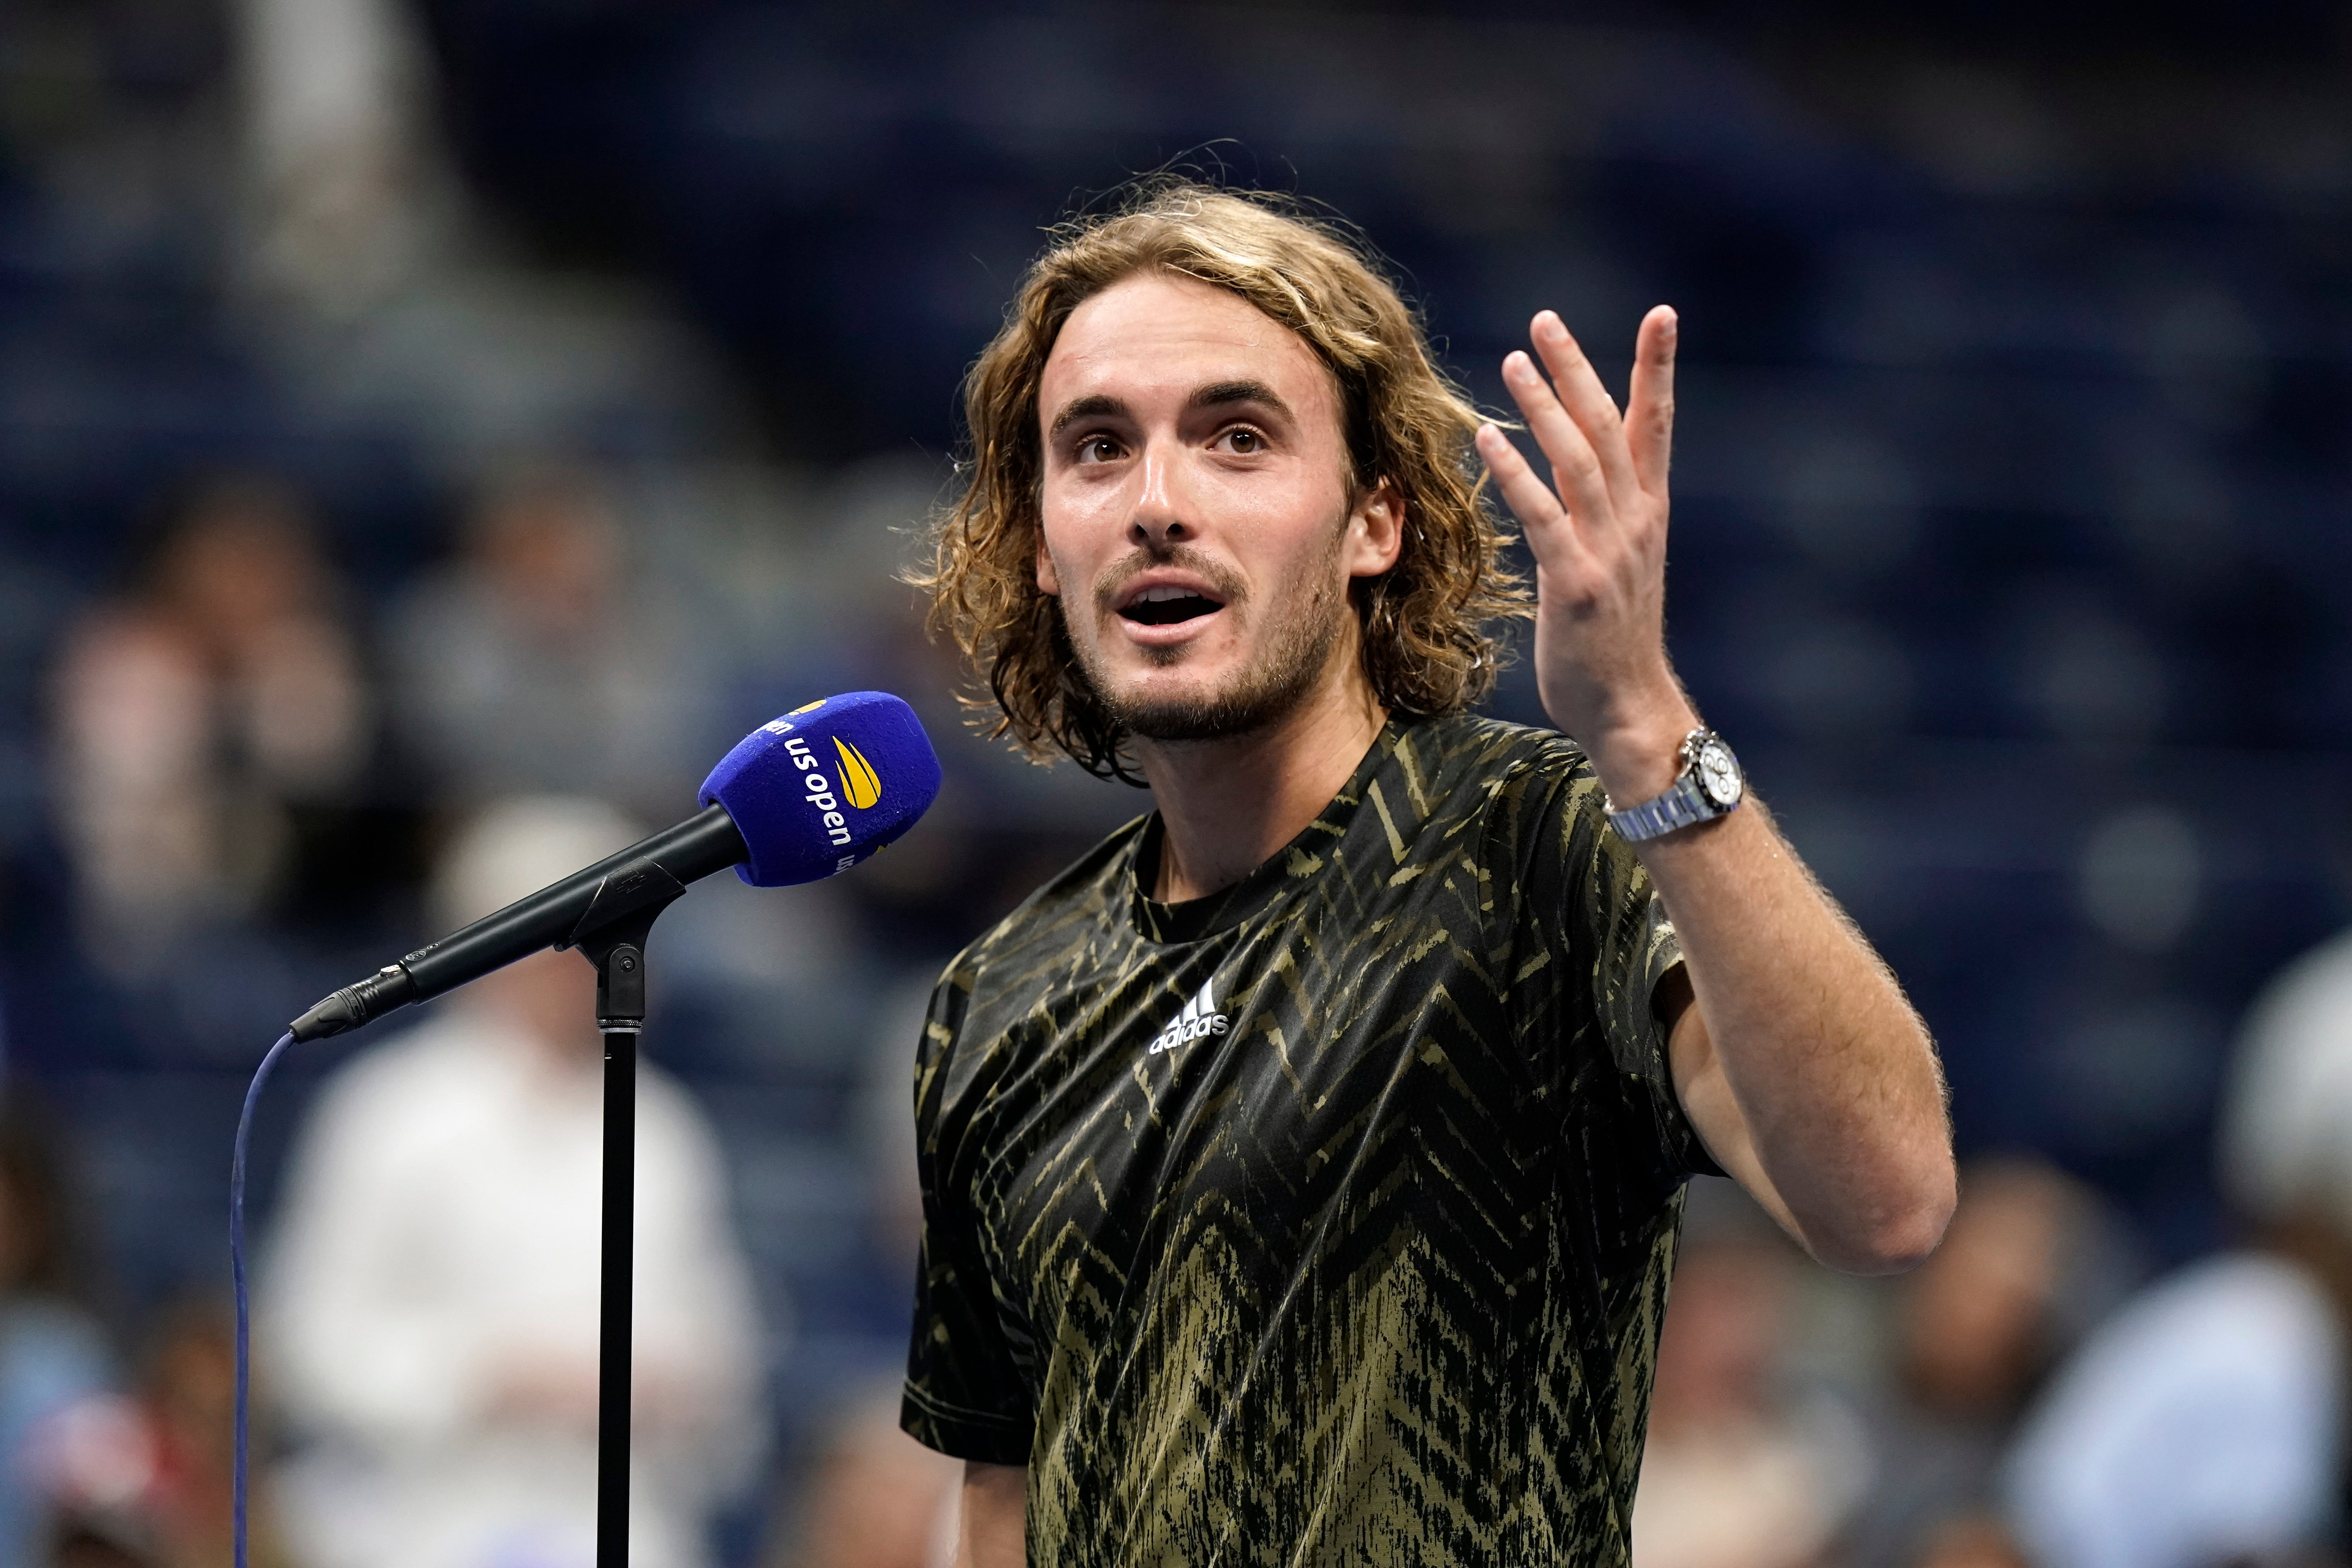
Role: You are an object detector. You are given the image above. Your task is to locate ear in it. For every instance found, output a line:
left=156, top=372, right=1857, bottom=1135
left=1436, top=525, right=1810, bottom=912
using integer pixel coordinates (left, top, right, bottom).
left=1034, top=524, right=1062, bottom=597
left=1344, top=481, right=1405, bottom=580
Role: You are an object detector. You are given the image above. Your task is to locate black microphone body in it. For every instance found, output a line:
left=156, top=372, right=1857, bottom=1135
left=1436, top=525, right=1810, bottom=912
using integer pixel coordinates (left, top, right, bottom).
left=290, top=805, right=748, bottom=1042
left=288, top=691, right=942, bottom=1045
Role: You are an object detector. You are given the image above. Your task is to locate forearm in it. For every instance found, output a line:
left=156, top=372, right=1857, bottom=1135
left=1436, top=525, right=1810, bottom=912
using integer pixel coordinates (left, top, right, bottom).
left=1640, top=793, right=1955, bottom=1272
left=958, top=1462, right=1027, bottom=1568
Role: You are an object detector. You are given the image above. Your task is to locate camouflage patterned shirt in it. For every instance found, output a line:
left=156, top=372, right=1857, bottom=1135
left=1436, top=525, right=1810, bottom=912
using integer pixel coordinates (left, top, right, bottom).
left=901, top=713, right=1714, bottom=1565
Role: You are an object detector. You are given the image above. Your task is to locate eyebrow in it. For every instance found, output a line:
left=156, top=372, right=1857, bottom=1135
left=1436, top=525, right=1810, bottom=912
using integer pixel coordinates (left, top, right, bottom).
left=1045, top=380, right=1295, bottom=440
left=1191, top=380, right=1291, bottom=419
left=1048, top=394, right=1126, bottom=439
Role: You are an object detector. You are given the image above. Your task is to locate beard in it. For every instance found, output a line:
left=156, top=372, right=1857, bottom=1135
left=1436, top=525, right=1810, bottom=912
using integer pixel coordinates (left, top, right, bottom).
left=1068, top=522, right=1350, bottom=744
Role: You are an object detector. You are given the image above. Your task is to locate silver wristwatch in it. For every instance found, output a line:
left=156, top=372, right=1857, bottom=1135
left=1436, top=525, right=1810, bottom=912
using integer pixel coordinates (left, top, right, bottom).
left=1605, top=729, right=1744, bottom=842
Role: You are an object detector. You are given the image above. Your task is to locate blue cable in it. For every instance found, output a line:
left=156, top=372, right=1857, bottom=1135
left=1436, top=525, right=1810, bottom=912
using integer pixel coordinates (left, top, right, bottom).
left=231, top=1031, right=296, bottom=1568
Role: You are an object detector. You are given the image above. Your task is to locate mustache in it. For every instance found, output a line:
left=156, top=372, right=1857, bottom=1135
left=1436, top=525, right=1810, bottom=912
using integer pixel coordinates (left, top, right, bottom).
left=1091, top=546, right=1249, bottom=617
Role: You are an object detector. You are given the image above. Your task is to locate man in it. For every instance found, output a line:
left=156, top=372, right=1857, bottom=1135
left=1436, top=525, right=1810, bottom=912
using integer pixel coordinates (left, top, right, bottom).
left=904, top=183, right=1954, bottom=1567
left=2003, top=928, right=2352, bottom=1568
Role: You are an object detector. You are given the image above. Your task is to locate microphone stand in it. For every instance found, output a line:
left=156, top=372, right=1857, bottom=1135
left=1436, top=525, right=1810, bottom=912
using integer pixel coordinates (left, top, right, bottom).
left=568, top=858, right=693, bottom=1568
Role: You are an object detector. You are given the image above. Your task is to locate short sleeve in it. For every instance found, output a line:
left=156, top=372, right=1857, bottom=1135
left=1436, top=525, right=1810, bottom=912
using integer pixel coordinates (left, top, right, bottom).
left=900, top=967, right=1035, bottom=1465
left=1485, top=746, right=1720, bottom=1184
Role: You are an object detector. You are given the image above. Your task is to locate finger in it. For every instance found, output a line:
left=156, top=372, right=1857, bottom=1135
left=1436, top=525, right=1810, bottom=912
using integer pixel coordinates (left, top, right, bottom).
left=1475, top=423, right=1595, bottom=572
left=1625, top=305, right=1677, bottom=495
left=1527, top=311, right=1641, bottom=503
left=1499, top=349, right=1616, bottom=537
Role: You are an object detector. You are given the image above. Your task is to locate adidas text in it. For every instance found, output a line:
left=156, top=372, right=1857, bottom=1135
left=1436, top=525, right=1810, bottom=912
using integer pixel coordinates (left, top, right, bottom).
left=1147, top=979, right=1229, bottom=1056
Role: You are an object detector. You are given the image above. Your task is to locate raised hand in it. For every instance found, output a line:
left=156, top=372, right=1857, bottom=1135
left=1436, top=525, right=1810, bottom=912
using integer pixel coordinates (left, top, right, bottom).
left=1476, top=307, right=1954, bottom=1276
left=1474, top=306, right=1695, bottom=805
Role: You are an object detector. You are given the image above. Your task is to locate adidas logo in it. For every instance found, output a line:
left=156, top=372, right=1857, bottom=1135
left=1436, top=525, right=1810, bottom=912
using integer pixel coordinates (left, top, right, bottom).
left=1146, top=978, right=1229, bottom=1056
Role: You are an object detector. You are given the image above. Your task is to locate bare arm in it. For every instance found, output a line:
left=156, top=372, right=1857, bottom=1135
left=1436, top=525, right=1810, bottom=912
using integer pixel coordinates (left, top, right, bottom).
left=1651, top=817, right=1953, bottom=1272
left=957, top=1462, right=1026, bottom=1568
left=1477, top=307, right=1955, bottom=1274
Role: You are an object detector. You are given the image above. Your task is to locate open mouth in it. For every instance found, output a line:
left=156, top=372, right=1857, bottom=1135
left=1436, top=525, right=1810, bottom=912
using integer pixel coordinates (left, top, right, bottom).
left=1118, top=585, right=1225, bottom=627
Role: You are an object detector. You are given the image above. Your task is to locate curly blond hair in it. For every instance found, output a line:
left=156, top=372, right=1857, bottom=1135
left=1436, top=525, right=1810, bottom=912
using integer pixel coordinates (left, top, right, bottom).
left=913, top=180, right=1529, bottom=779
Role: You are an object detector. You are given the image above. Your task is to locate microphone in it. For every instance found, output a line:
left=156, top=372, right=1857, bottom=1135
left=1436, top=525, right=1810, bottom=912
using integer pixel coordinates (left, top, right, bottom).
left=287, top=691, right=942, bottom=1042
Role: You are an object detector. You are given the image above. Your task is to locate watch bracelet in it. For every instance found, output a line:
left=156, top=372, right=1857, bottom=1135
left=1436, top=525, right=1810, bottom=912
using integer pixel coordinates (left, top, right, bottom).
left=1603, top=728, right=1739, bottom=842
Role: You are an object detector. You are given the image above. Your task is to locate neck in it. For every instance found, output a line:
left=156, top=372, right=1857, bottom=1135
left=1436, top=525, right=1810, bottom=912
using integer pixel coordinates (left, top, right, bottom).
left=2261, top=1208, right=2352, bottom=1330
left=1133, top=652, right=1387, bottom=904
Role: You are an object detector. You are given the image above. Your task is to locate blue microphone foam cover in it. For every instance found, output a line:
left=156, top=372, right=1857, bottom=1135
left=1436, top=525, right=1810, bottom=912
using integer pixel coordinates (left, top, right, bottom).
left=699, top=692, right=943, bottom=887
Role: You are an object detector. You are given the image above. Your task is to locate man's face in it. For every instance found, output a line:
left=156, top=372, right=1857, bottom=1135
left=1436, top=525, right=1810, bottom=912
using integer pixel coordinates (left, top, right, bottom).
left=1035, top=271, right=1400, bottom=741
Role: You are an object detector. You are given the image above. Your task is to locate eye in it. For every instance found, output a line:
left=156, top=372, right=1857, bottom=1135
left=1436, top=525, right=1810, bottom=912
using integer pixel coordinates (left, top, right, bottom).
left=1216, top=426, right=1267, bottom=455
left=1074, top=434, right=1124, bottom=465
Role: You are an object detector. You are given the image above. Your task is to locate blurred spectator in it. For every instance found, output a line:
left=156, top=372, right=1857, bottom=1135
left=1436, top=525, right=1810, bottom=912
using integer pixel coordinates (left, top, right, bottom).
left=387, top=467, right=718, bottom=820
left=2004, top=928, right=2352, bottom=1568
left=1631, top=1184, right=1867, bottom=1568
left=50, top=476, right=373, bottom=971
left=236, top=0, right=447, bottom=316
left=131, top=1301, right=250, bottom=1568
left=262, top=797, right=766, bottom=1568
left=1842, top=1158, right=2123, bottom=1568
left=771, top=1381, right=956, bottom=1568
left=0, top=1096, right=118, bottom=1564
left=38, top=1297, right=296, bottom=1568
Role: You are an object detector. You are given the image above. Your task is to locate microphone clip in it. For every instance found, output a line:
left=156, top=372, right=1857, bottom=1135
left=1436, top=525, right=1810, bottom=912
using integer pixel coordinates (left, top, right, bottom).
left=564, top=855, right=688, bottom=1034
left=587, top=935, right=651, bottom=1034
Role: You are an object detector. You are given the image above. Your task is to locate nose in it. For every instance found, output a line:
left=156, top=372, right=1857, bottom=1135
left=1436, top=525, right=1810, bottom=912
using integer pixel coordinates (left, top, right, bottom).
left=1128, top=441, right=1189, bottom=550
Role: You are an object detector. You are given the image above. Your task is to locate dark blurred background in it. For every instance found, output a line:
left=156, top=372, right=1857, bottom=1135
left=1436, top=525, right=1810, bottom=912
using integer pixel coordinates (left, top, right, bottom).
left=0, top=2, right=2347, bottom=1565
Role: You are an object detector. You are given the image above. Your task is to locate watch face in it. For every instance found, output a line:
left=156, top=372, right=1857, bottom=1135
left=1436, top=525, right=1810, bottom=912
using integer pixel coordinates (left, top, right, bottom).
left=1694, top=737, right=1743, bottom=807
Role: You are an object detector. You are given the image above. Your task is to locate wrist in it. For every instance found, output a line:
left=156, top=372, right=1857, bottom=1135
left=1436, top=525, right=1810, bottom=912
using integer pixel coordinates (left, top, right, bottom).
left=1604, top=726, right=1746, bottom=843
left=1583, top=709, right=1701, bottom=804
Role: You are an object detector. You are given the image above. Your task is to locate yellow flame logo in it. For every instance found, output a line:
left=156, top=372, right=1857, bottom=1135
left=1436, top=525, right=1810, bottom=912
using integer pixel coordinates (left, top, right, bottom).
left=833, top=738, right=882, bottom=809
